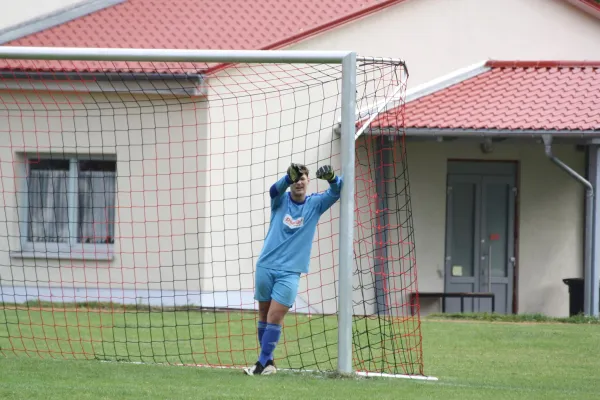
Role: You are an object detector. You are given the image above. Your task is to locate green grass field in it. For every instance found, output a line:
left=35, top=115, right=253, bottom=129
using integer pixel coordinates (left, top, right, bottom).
left=1, top=305, right=599, bottom=399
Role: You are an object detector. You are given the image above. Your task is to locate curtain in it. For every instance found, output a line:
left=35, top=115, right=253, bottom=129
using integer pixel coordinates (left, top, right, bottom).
left=26, top=167, right=117, bottom=245
left=78, top=170, right=116, bottom=244
left=27, top=169, right=70, bottom=243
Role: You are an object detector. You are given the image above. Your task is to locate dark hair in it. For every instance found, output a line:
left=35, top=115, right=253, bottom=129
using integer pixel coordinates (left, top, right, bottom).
left=297, top=164, right=309, bottom=178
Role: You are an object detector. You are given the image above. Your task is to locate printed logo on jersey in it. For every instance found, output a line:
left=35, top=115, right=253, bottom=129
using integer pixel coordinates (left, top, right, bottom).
left=283, top=214, right=304, bottom=229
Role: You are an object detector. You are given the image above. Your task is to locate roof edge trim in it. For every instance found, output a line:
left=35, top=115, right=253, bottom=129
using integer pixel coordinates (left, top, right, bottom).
left=486, top=60, right=600, bottom=68
left=0, top=70, right=206, bottom=96
left=0, top=70, right=203, bottom=82
left=405, top=60, right=490, bottom=104
left=0, top=0, right=126, bottom=45
left=399, top=127, right=600, bottom=137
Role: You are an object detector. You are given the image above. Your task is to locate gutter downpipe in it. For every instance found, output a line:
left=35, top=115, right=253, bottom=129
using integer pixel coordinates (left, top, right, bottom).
left=542, top=134, right=596, bottom=317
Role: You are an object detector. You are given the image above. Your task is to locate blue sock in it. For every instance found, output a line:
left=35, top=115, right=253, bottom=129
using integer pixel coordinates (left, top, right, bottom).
left=257, top=321, right=267, bottom=345
left=258, top=323, right=281, bottom=367
left=257, top=320, right=273, bottom=361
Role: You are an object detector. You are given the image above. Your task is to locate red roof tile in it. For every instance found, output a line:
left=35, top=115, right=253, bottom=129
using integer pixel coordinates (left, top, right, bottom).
left=372, top=61, right=600, bottom=132
left=0, top=0, right=406, bottom=74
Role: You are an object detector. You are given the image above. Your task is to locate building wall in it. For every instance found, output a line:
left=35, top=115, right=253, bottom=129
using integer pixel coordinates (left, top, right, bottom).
left=289, top=0, right=600, bottom=87
left=403, top=140, right=584, bottom=317
left=0, top=84, right=211, bottom=307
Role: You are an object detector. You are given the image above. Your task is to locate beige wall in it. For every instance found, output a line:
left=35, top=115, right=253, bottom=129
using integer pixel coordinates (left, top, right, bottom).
left=202, top=64, right=346, bottom=313
left=346, top=136, right=586, bottom=318
left=289, top=0, right=600, bottom=87
left=0, top=86, right=210, bottom=306
left=404, top=140, right=585, bottom=317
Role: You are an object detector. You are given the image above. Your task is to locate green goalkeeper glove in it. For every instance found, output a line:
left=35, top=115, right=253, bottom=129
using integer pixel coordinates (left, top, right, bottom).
left=316, top=165, right=336, bottom=182
left=287, top=163, right=302, bottom=183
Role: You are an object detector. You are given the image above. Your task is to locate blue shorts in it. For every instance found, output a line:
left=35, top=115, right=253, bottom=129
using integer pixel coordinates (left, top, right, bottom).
left=254, top=267, right=301, bottom=308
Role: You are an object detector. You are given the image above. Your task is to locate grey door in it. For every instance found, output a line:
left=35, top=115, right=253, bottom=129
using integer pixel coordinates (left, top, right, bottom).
left=444, top=162, right=516, bottom=314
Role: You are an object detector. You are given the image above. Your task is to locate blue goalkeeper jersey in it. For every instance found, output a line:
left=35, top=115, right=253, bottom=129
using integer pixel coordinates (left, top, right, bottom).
left=256, top=174, right=343, bottom=274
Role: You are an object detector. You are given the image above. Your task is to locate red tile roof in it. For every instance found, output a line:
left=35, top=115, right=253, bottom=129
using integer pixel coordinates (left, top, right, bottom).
left=0, top=0, right=407, bottom=74
left=372, top=61, right=600, bottom=132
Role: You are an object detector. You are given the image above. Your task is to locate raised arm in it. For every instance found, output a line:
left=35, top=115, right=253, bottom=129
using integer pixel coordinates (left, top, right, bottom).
left=314, top=165, right=343, bottom=214
left=269, top=163, right=302, bottom=209
left=269, top=175, right=293, bottom=209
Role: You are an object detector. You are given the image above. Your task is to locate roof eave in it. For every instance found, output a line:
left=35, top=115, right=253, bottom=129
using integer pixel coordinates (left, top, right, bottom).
left=367, top=127, right=600, bottom=138
left=0, top=69, right=203, bottom=82
left=0, top=69, right=207, bottom=96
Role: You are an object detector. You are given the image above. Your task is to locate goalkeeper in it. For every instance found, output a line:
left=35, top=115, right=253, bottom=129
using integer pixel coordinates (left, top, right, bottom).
left=244, top=162, right=343, bottom=376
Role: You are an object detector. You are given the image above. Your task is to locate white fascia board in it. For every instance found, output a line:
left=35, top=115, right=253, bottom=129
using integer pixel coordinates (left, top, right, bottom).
left=404, top=60, right=490, bottom=103
left=0, top=0, right=125, bottom=45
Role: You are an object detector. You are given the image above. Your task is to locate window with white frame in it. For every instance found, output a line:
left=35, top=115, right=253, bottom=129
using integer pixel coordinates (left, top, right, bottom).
left=22, top=156, right=117, bottom=257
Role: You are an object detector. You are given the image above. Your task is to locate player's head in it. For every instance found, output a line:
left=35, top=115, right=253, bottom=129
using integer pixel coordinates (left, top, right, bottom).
left=290, top=164, right=310, bottom=199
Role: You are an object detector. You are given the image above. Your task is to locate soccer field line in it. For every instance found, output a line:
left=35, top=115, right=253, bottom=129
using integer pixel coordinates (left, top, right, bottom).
left=355, top=371, right=438, bottom=381
left=98, top=359, right=438, bottom=380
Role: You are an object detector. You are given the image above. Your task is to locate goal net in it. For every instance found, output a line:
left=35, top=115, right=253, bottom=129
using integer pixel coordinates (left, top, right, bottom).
left=0, top=48, right=425, bottom=378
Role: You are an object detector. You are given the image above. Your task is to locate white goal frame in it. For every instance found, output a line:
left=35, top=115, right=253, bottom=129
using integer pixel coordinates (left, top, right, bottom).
left=0, top=46, right=421, bottom=378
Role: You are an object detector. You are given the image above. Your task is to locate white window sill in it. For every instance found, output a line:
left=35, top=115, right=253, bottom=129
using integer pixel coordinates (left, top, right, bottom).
left=10, top=250, right=114, bottom=261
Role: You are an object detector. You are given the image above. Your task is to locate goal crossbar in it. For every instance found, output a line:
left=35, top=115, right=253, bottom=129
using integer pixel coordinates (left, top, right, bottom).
left=0, top=46, right=404, bottom=65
